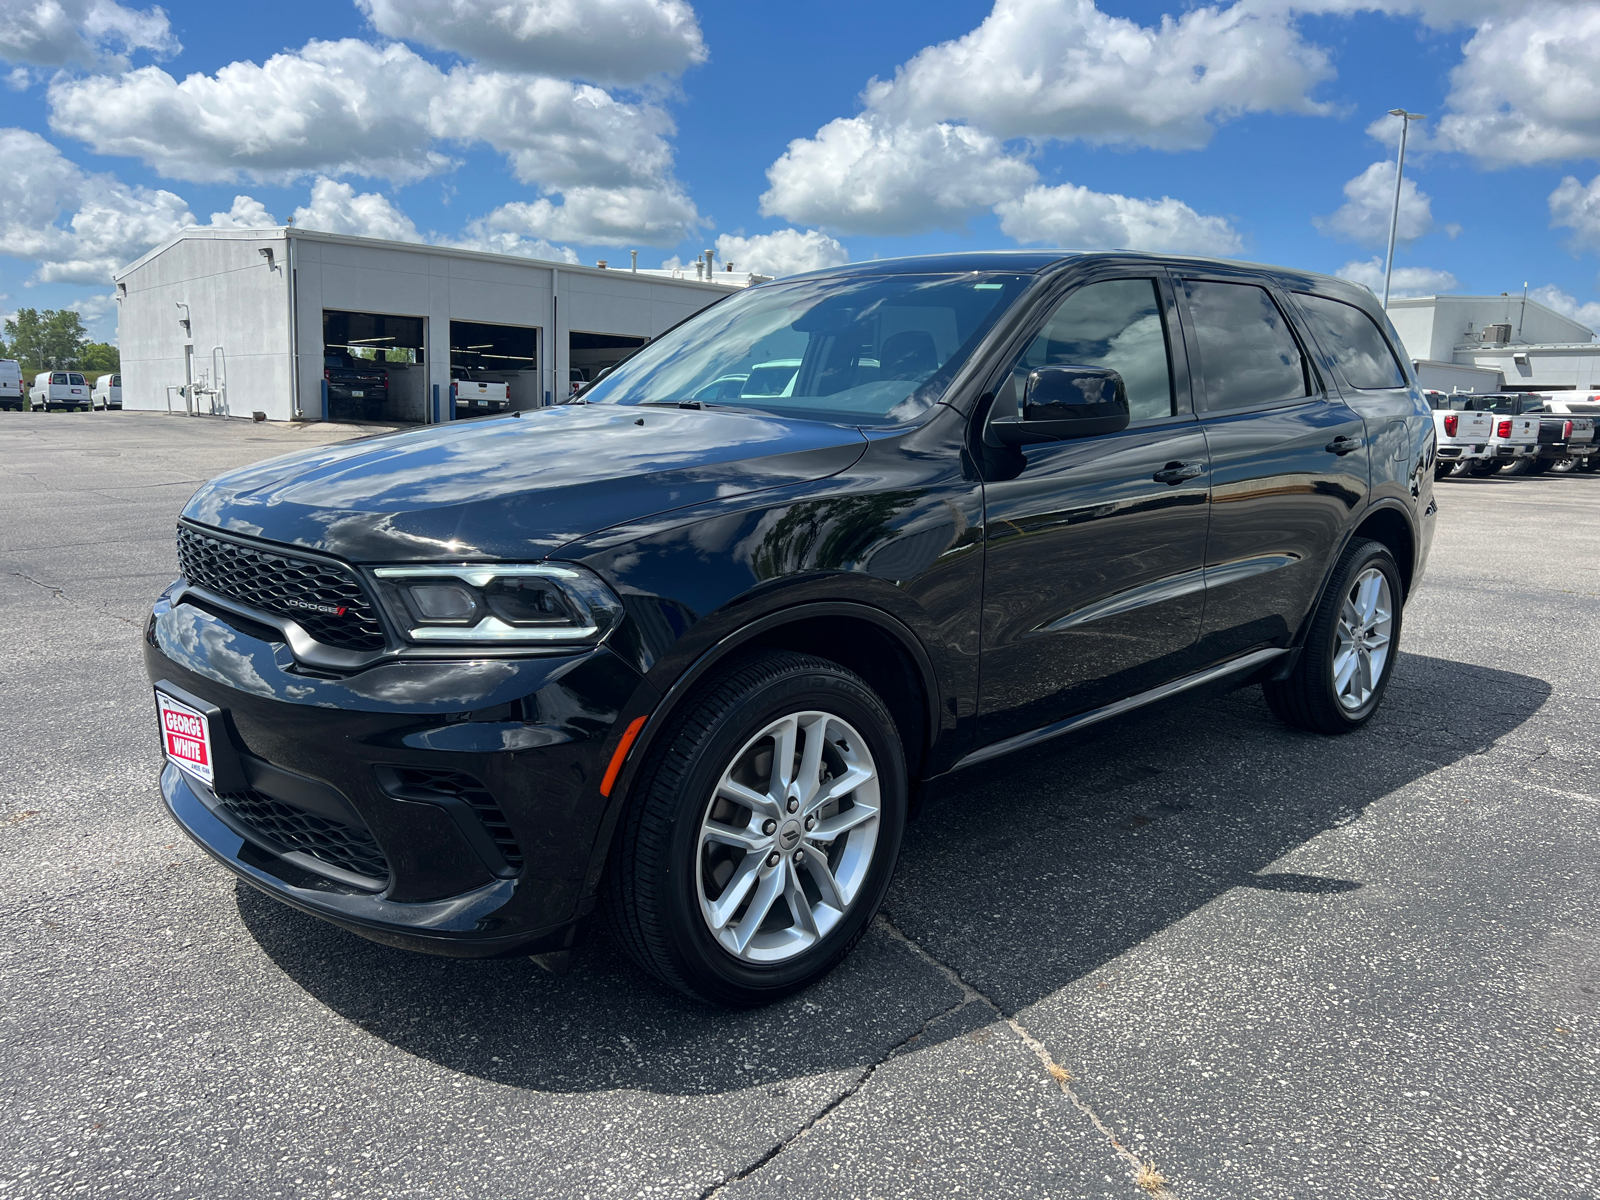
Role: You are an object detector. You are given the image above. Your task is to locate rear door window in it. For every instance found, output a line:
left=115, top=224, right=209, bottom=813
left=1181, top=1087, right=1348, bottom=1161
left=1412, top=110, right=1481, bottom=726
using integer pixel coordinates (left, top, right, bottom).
left=68, top=373, right=85, bottom=385
left=1294, top=293, right=1406, bottom=390
left=1182, top=280, right=1311, bottom=411
left=51, top=373, right=68, bottom=385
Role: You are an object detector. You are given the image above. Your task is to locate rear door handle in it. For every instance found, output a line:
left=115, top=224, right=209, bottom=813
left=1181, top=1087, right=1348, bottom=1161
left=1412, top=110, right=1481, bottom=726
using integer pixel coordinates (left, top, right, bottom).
left=1153, top=461, right=1205, bottom=485
left=1326, top=435, right=1363, bottom=455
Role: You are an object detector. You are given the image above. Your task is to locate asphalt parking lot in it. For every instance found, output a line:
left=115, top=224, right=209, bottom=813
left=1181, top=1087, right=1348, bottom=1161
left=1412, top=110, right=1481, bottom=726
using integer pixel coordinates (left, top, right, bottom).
left=2, top=411, right=1597, bottom=1200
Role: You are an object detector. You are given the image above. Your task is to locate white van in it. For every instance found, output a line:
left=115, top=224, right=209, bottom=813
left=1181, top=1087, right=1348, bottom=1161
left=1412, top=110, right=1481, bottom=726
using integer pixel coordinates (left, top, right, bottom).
left=0, top=360, right=23, bottom=410
left=30, top=371, right=92, bottom=411
left=92, top=373, right=122, bottom=410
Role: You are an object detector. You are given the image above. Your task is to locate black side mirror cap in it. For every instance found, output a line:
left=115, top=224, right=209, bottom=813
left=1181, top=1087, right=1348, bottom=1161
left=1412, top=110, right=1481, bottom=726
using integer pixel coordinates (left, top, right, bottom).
left=989, top=365, right=1131, bottom=445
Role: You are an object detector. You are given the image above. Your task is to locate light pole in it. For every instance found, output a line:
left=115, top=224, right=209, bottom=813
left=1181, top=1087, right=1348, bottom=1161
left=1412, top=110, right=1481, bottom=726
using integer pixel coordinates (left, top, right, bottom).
left=1382, top=108, right=1426, bottom=310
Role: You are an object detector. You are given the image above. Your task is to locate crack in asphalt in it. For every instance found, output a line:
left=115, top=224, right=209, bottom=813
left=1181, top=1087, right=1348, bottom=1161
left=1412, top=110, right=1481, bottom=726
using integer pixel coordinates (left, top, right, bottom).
left=877, top=915, right=1174, bottom=1198
left=698, top=915, right=1173, bottom=1199
left=9, top=569, right=143, bottom=627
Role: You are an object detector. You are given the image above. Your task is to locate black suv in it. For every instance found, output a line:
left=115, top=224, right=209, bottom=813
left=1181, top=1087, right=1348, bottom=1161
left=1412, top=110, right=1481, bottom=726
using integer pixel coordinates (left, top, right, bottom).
left=145, top=252, right=1435, bottom=1006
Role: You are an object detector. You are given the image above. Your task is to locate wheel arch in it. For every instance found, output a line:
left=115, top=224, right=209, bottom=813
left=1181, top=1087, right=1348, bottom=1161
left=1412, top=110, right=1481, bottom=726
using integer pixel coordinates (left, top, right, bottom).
left=579, top=601, right=941, bottom=904
left=1348, top=502, right=1417, bottom=600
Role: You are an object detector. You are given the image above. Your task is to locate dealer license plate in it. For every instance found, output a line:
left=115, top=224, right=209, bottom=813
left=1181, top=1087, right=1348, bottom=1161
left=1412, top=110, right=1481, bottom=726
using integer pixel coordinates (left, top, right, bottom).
left=156, top=691, right=213, bottom=785
left=351, top=389, right=364, bottom=398
left=476, top=399, right=488, bottom=406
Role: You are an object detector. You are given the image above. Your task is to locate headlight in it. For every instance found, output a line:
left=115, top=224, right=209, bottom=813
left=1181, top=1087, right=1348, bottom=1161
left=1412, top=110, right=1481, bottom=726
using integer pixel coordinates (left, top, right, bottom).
left=370, top=563, right=624, bottom=645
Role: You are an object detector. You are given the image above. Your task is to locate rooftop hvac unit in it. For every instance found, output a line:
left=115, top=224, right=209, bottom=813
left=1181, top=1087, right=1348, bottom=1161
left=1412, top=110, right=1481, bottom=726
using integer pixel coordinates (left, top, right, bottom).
left=1485, top=323, right=1512, bottom=345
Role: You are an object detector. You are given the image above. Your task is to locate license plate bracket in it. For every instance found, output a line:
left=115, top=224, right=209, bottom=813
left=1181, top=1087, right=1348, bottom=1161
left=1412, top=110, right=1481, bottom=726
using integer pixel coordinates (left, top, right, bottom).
left=153, top=680, right=246, bottom=792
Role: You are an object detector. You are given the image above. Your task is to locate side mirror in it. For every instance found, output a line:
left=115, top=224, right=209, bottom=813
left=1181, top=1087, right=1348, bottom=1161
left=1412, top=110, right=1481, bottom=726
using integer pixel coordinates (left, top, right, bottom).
left=989, top=366, right=1130, bottom=446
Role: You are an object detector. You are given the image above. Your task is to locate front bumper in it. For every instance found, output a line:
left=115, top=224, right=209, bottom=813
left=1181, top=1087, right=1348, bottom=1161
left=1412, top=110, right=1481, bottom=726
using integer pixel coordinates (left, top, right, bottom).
left=144, top=593, right=655, bottom=956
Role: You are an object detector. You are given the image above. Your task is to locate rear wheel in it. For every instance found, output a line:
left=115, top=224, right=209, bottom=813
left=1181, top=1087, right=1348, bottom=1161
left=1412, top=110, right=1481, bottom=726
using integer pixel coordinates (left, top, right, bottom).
left=1549, top=456, right=1578, bottom=474
left=1433, top=461, right=1455, bottom=480
left=1464, top=458, right=1500, bottom=476
left=1498, top=457, right=1535, bottom=476
left=603, top=650, right=906, bottom=1006
left=1528, top=458, right=1554, bottom=475
left=1265, top=539, right=1402, bottom=736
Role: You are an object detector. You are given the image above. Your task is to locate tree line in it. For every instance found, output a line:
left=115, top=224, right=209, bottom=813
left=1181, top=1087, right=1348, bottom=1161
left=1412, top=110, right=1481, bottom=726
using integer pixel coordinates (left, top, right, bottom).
left=2, top=309, right=120, bottom=375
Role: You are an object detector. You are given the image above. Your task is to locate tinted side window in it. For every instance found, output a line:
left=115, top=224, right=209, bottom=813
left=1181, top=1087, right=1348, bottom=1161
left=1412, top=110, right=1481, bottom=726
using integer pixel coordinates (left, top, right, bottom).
left=1295, top=292, right=1406, bottom=390
left=1183, top=281, right=1310, bottom=411
left=51, top=373, right=68, bottom=384
left=1007, top=279, right=1175, bottom=422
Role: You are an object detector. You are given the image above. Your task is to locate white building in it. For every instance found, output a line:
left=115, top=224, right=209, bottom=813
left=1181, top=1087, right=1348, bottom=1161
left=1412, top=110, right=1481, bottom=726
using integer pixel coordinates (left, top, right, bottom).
left=113, top=227, right=748, bottom=424
left=1387, top=293, right=1600, bottom=396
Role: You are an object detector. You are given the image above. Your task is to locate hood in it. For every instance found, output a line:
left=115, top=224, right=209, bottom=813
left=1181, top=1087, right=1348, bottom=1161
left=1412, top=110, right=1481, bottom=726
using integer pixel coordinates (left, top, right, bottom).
left=183, top=405, right=868, bottom=561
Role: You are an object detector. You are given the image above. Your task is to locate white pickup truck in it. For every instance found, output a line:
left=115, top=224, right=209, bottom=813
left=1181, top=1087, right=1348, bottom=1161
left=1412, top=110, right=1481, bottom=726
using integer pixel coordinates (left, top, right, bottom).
left=1479, top=396, right=1541, bottom=470
left=450, top=370, right=512, bottom=416
left=1426, top=391, right=1495, bottom=478
left=1536, top=395, right=1600, bottom=474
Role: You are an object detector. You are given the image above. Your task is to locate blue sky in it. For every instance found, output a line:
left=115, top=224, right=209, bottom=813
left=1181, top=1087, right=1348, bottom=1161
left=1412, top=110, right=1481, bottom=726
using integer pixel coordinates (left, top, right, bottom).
left=4, top=0, right=1600, bottom=341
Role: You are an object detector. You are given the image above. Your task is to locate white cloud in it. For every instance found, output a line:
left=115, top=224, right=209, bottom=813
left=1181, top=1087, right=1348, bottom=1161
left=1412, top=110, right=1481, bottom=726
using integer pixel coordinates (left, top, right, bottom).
left=1550, top=173, right=1600, bottom=252
left=46, top=39, right=683, bottom=190
left=357, top=0, right=706, bottom=85
left=759, top=0, right=1339, bottom=235
left=995, top=182, right=1242, bottom=255
left=0, top=0, right=178, bottom=71
left=291, top=178, right=421, bottom=242
left=43, top=37, right=701, bottom=245
left=469, top=184, right=699, bottom=247
left=6, top=65, right=30, bottom=89
left=208, top=195, right=277, bottom=229
left=712, top=229, right=848, bottom=278
left=761, top=115, right=1036, bottom=235
left=0, top=126, right=194, bottom=283
left=445, top=227, right=578, bottom=263
left=1433, top=4, right=1600, bottom=166
left=47, top=41, right=457, bottom=184
left=439, top=68, right=679, bottom=190
left=1336, top=256, right=1458, bottom=298
left=1314, top=159, right=1434, bottom=246
left=860, top=0, right=1335, bottom=152
left=1529, top=284, right=1600, bottom=332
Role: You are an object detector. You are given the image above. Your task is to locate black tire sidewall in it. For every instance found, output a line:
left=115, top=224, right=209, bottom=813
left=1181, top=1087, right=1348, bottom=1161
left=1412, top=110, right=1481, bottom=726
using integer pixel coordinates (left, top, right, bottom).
left=1311, top=543, right=1403, bottom=729
left=655, top=665, right=906, bottom=1005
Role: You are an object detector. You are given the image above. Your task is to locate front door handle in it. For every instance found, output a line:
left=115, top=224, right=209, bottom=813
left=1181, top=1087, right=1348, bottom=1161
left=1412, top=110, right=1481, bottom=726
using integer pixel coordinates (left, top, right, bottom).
left=1153, top=461, right=1205, bottom=485
left=1326, top=435, right=1363, bottom=455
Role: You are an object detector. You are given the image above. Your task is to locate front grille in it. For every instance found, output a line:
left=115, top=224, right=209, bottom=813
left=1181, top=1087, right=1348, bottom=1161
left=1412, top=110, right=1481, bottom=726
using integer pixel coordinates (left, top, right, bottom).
left=215, top=789, right=390, bottom=882
left=176, top=525, right=385, bottom=652
left=380, top=767, right=524, bottom=872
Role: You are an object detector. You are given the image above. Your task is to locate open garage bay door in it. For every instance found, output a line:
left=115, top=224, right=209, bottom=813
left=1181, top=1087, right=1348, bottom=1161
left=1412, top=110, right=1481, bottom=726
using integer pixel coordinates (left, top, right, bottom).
left=450, top=320, right=540, bottom=414
left=323, top=311, right=426, bottom=424
left=569, top=331, right=648, bottom=398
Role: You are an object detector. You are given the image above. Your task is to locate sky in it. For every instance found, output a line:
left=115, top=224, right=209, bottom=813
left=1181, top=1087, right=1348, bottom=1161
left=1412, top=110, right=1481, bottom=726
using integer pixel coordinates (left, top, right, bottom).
left=4, top=0, right=1600, bottom=344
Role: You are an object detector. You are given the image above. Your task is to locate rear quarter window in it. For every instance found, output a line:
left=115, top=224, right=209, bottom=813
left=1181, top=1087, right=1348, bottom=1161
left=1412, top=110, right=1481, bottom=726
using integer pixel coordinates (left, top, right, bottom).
left=1295, top=293, right=1407, bottom=390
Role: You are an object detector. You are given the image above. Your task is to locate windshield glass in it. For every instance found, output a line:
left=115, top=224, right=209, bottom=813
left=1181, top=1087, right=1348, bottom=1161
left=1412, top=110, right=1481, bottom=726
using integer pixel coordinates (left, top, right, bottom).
left=579, top=272, right=1033, bottom=423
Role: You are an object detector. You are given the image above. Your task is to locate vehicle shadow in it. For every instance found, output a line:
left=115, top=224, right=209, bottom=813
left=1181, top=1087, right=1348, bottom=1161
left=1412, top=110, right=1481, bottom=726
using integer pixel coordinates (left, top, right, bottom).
left=237, top=651, right=1550, bottom=1095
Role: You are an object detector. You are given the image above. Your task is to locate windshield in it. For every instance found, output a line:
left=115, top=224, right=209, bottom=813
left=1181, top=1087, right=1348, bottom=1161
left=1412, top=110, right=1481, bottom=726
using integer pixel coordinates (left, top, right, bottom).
left=579, top=272, right=1033, bottom=423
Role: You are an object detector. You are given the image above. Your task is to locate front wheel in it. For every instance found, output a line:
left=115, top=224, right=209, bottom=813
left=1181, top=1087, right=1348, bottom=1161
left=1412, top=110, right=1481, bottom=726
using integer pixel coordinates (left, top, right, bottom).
left=603, top=650, right=906, bottom=1006
left=1264, top=539, right=1403, bottom=735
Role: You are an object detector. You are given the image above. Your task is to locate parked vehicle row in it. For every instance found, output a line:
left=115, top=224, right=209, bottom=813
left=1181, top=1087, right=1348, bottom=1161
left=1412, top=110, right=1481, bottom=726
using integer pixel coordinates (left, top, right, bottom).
left=0, top=365, right=121, bottom=412
left=1425, top=391, right=1598, bottom=476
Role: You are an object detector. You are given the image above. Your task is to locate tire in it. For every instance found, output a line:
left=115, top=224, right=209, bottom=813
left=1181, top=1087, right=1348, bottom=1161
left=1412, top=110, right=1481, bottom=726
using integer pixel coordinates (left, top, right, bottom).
left=1464, top=459, right=1499, bottom=476
left=1528, top=458, right=1554, bottom=475
left=1549, top=456, right=1578, bottom=474
left=1264, top=539, right=1403, bottom=736
left=1433, top=461, right=1455, bottom=480
left=603, top=649, right=907, bottom=1006
left=1498, top=457, right=1535, bottom=477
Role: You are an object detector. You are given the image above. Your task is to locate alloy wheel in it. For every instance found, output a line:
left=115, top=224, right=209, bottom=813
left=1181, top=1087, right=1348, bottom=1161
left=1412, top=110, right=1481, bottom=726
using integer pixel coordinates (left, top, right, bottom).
left=1332, top=567, right=1393, bottom=712
left=695, top=710, right=881, bottom=964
